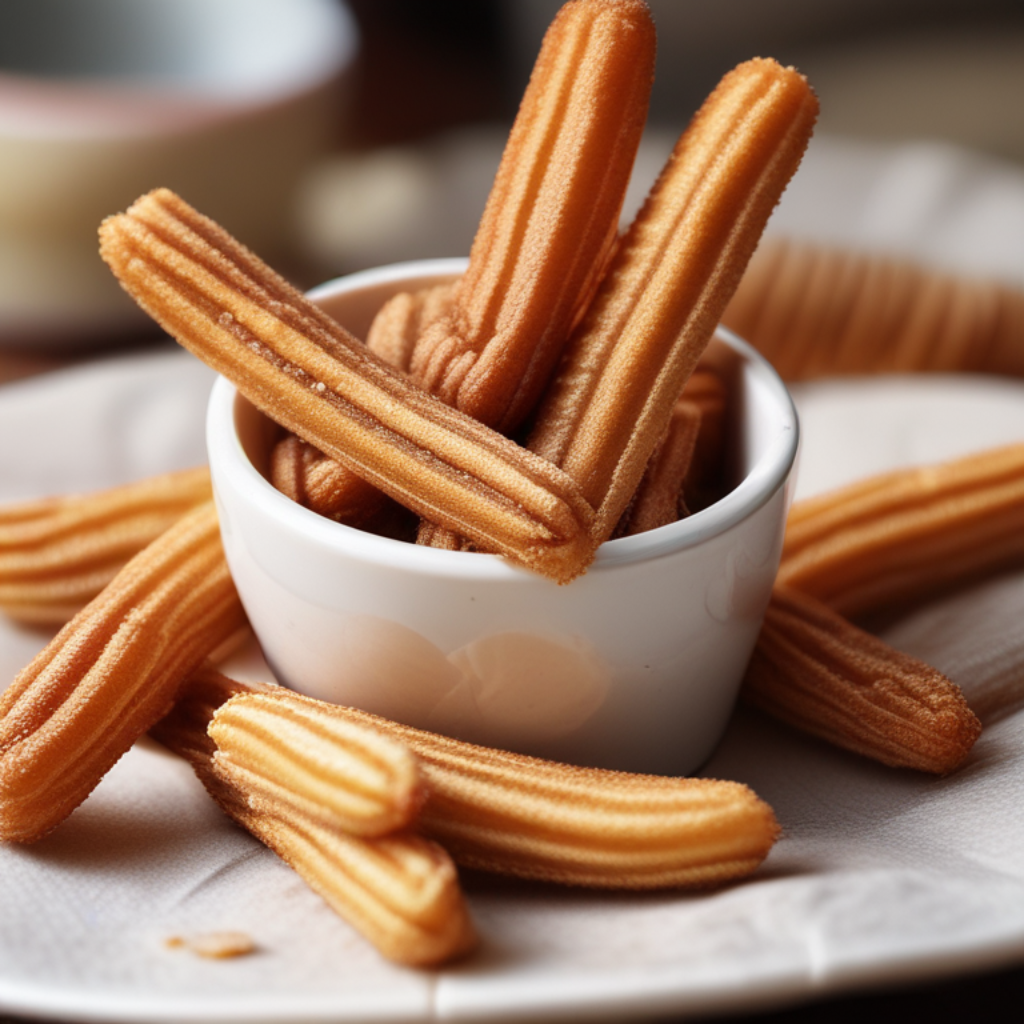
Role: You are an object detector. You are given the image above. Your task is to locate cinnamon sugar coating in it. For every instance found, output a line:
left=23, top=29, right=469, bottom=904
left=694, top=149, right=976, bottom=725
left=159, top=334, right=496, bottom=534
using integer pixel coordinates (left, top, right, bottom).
left=745, top=586, right=981, bottom=774
left=0, top=502, right=246, bottom=842
left=0, top=466, right=211, bottom=623
left=409, top=0, right=656, bottom=433
left=100, top=189, right=597, bottom=583
left=528, top=58, right=818, bottom=542
left=153, top=669, right=476, bottom=967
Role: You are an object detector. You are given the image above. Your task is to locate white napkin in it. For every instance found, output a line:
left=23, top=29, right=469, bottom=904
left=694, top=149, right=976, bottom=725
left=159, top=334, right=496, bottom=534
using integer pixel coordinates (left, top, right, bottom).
left=2, top=139, right=1024, bottom=1022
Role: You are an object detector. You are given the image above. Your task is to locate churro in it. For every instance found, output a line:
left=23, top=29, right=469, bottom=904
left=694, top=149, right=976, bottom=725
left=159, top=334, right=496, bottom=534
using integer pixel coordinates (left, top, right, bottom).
left=365, top=282, right=457, bottom=374
left=723, top=237, right=1024, bottom=380
left=198, top=682, right=779, bottom=890
left=752, top=446, right=1023, bottom=771
left=0, top=501, right=246, bottom=842
left=745, top=587, right=980, bottom=773
left=614, top=398, right=701, bottom=536
left=268, top=284, right=459, bottom=527
left=0, top=466, right=211, bottom=624
left=268, top=433, right=389, bottom=528
left=778, top=443, right=1024, bottom=617
left=269, top=0, right=656, bottom=534
left=528, top=58, right=818, bottom=542
left=409, top=0, right=655, bottom=433
left=415, top=519, right=467, bottom=552
left=612, top=363, right=732, bottom=536
left=99, top=189, right=597, bottom=583
left=678, top=365, right=730, bottom=510
left=152, top=669, right=476, bottom=967
left=208, top=677, right=425, bottom=837
left=265, top=284, right=458, bottom=529
left=401, top=718, right=778, bottom=889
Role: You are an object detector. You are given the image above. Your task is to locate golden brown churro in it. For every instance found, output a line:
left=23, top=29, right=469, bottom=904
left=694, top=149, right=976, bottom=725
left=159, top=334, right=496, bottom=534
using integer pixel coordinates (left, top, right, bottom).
left=268, top=434, right=390, bottom=528
left=415, top=519, right=468, bottom=552
left=99, top=189, right=597, bottom=583
left=268, top=283, right=459, bottom=528
left=402, top=720, right=779, bottom=889
left=723, top=237, right=1024, bottom=380
left=268, top=0, right=655, bottom=533
left=365, top=282, right=458, bottom=373
left=152, top=669, right=476, bottom=967
left=265, top=285, right=460, bottom=530
left=752, top=446, right=1023, bottom=771
left=528, top=58, right=818, bottom=543
left=0, top=466, right=211, bottom=624
left=0, top=502, right=246, bottom=842
left=409, top=0, right=655, bottom=433
left=778, top=443, right=1024, bottom=617
left=208, top=679, right=425, bottom=838
left=200, top=683, right=779, bottom=890
left=679, top=365, right=730, bottom=509
left=614, top=399, right=701, bottom=536
left=745, top=586, right=981, bottom=773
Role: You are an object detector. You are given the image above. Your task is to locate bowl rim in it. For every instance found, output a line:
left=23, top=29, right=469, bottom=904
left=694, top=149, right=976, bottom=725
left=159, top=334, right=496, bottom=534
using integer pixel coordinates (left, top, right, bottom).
left=207, top=258, right=799, bottom=581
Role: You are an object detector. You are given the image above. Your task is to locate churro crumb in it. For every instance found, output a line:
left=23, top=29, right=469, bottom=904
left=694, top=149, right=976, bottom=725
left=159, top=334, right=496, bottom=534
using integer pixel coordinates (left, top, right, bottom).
left=165, top=931, right=258, bottom=959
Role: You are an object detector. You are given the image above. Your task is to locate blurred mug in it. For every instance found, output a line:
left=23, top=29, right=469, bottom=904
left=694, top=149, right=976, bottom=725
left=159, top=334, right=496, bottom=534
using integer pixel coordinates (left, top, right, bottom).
left=0, top=0, right=357, bottom=350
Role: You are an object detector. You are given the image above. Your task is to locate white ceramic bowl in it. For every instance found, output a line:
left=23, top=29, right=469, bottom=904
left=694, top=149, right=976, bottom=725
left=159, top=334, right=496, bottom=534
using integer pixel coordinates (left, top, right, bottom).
left=0, top=0, right=357, bottom=350
left=207, top=259, right=799, bottom=775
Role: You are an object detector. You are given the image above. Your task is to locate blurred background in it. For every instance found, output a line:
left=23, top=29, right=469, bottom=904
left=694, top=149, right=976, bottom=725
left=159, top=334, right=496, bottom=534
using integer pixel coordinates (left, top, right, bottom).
left=347, top=0, right=1024, bottom=155
left=310, top=0, right=1024, bottom=274
left=1, top=0, right=1023, bottom=365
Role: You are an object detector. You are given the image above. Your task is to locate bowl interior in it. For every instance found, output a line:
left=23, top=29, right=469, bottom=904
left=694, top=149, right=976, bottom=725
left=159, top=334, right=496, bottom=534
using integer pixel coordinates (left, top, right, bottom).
left=228, top=260, right=798, bottom=572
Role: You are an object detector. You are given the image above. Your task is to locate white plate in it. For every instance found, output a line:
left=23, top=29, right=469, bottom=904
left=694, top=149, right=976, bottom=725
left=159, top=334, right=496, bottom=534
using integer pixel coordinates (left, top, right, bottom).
left=2, top=351, right=1024, bottom=1023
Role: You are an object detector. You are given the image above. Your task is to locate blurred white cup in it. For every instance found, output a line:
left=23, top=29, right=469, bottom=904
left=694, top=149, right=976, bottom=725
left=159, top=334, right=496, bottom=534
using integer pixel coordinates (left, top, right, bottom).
left=0, top=0, right=357, bottom=350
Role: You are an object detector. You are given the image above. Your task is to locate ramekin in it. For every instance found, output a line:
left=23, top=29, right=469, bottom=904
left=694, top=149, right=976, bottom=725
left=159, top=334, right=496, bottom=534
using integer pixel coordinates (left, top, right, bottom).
left=207, top=259, right=799, bottom=775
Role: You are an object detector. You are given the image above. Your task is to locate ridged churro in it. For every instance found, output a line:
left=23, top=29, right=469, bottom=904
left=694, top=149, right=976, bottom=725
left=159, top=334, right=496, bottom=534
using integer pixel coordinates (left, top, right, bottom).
left=678, top=365, right=730, bottom=510
left=152, top=669, right=476, bottom=967
left=589, top=361, right=730, bottom=537
left=409, top=0, right=655, bottom=433
left=99, top=189, right=597, bottom=583
left=0, top=466, right=211, bottom=623
left=723, top=237, right=1024, bottom=380
left=415, top=518, right=468, bottom=552
left=752, top=446, right=1021, bottom=771
left=269, top=0, right=656, bottom=535
left=265, top=284, right=460, bottom=530
left=208, top=678, right=425, bottom=837
left=402, top=720, right=778, bottom=889
left=614, top=398, right=701, bottom=536
left=366, top=282, right=458, bottom=374
left=0, top=501, right=246, bottom=842
left=268, top=433, right=390, bottom=528
left=199, top=683, right=779, bottom=890
left=528, top=58, right=818, bottom=543
left=745, top=586, right=981, bottom=773
left=268, top=284, right=460, bottom=527
left=778, top=443, right=1024, bottom=617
